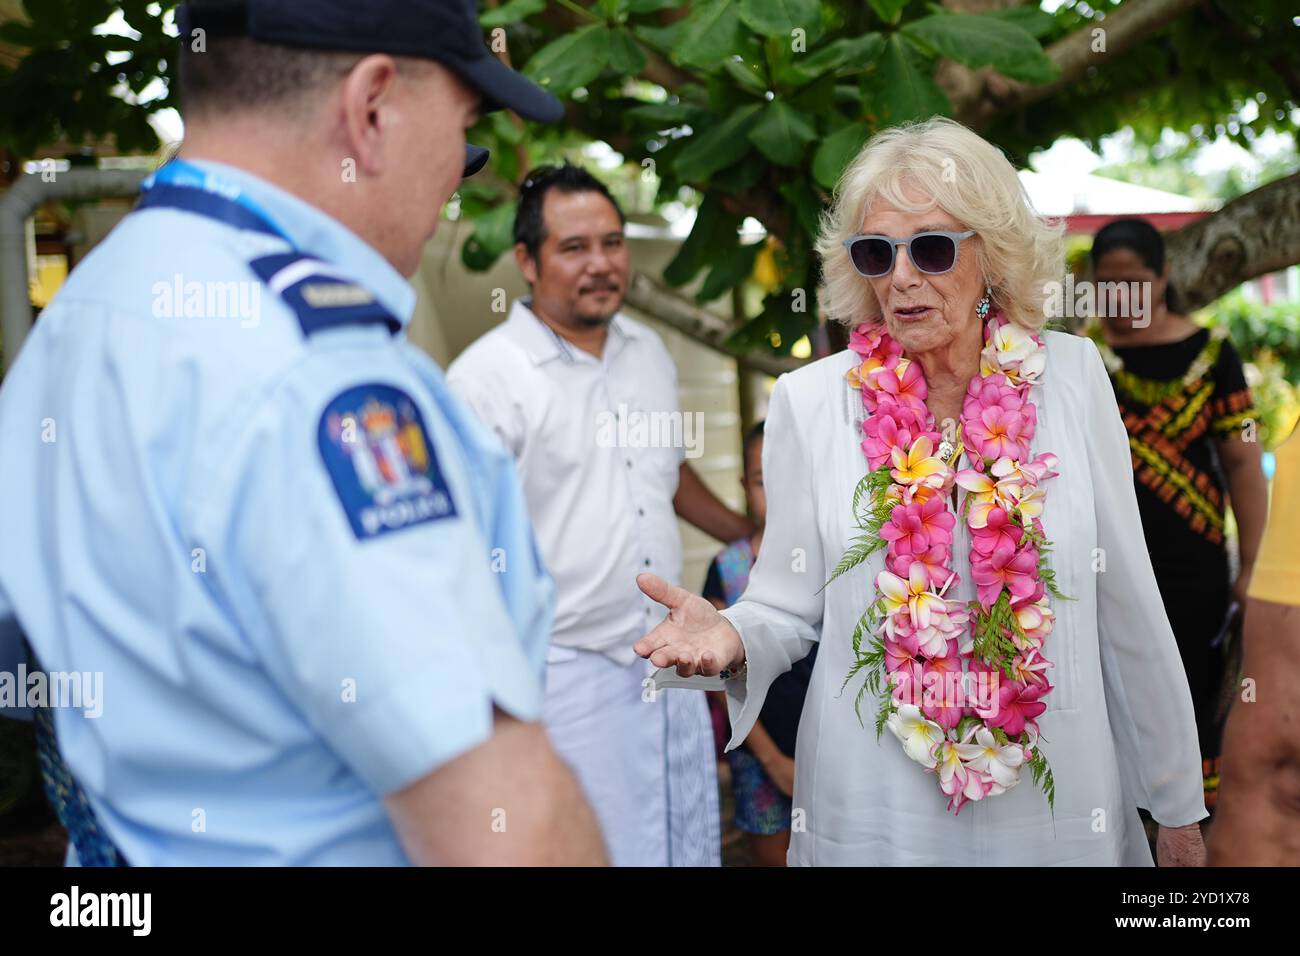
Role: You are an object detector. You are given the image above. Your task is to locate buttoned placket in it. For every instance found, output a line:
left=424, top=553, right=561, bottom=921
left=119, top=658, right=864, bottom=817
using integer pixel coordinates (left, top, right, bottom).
left=601, top=328, right=660, bottom=626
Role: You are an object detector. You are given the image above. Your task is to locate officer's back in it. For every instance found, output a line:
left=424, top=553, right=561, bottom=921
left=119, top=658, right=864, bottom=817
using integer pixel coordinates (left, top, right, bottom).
left=0, top=0, right=606, bottom=866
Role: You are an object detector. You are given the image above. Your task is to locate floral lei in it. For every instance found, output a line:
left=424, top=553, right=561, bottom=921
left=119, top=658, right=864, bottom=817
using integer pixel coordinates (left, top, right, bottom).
left=831, top=312, right=1068, bottom=814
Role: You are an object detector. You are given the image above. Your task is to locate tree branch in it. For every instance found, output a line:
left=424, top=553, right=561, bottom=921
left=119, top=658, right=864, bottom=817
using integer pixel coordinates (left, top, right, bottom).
left=952, top=0, right=1203, bottom=130
left=623, top=271, right=804, bottom=376
left=1165, top=171, right=1300, bottom=311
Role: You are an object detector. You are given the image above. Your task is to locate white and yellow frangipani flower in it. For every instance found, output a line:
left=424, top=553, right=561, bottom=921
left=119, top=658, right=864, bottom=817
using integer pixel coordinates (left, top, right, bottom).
left=877, top=564, right=949, bottom=636
left=1014, top=598, right=1055, bottom=647
left=954, top=727, right=1024, bottom=791
left=889, top=436, right=948, bottom=489
left=953, top=465, right=1018, bottom=528
left=886, top=705, right=944, bottom=768
left=1014, top=483, right=1047, bottom=522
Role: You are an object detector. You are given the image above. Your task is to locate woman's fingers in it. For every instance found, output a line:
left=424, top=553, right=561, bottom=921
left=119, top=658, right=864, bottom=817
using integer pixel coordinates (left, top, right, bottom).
left=635, top=572, right=675, bottom=608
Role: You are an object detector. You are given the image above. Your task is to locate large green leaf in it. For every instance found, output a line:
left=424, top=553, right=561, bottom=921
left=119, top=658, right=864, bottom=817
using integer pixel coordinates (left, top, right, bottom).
left=867, top=0, right=909, bottom=26
left=479, top=0, right=545, bottom=28
left=696, top=240, right=764, bottom=303
left=672, top=103, right=763, bottom=181
left=621, top=0, right=684, bottom=13
left=461, top=203, right=517, bottom=272
left=778, top=179, right=824, bottom=236
left=524, top=23, right=611, bottom=96
left=876, top=33, right=950, bottom=125
left=623, top=100, right=707, bottom=128
left=722, top=56, right=769, bottom=96
left=983, top=5, right=1056, bottom=39
left=793, top=32, right=885, bottom=81
left=737, top=0, right=820, bottom=37
left=748, top=99, right=817, bottom=166
left=812, top=122, right=870, bottom=190
left=676, top=0, right=746, bottom=67
left=607, top=28, right=648, bottom=75
left=901, top=12, right=1060, bottom=86
left=664, top=193, right=743, bottom=286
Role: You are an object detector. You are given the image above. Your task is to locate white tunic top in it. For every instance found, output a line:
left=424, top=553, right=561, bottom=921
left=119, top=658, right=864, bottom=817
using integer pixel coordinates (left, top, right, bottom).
left=448, top=300, right=685, bottom=665
left=719, top=330, right=1208, bottom=865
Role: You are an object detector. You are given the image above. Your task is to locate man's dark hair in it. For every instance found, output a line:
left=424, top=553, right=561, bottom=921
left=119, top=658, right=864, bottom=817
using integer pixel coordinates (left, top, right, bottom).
left=513, top=163, right=626, bottom=262
left=1090, top=217, right=1183, bottom=313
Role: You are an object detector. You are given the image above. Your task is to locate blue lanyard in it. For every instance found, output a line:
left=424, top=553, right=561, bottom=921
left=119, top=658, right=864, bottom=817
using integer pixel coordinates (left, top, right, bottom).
left=137, top=159, right=291, bottom=242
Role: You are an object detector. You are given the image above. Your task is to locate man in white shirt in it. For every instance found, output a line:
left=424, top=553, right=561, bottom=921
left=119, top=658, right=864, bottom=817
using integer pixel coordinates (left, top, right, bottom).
left=447, top=164, right=754, bottom=866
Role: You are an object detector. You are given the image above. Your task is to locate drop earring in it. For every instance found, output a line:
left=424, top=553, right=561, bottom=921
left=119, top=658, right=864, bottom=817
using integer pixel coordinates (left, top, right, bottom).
left=976, top=286, right=992, bottom=322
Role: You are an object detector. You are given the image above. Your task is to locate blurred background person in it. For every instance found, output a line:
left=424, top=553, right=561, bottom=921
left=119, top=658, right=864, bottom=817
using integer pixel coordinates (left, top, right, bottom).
left=448, top=164, right=752, bottom=866
left=703, top=422, right=817, bottom=867
left=1087, top=217, right=1268, bottom=808
left=1209, top=425, right=1300, bottom=864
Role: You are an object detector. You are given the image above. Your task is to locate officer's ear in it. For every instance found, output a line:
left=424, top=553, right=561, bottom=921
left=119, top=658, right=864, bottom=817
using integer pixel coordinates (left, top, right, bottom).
left=339, top=54, right=401, bottom=177
left=515, top=241, right=540, bottom=286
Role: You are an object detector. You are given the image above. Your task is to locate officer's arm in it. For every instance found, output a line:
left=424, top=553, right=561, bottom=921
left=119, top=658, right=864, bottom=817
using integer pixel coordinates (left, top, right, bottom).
left=384, top=706, right=606, bottom=866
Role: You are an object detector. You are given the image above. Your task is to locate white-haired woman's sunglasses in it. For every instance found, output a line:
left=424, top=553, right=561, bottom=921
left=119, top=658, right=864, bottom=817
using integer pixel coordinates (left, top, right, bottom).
left=842, top=230, right=976, bottom=278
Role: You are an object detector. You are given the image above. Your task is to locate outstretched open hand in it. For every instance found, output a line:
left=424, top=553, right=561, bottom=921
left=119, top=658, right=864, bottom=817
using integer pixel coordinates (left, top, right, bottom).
left=633, top=573, right=745, bottom=678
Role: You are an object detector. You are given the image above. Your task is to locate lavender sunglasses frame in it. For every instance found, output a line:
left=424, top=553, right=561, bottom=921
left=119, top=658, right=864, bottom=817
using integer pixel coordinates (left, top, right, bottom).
left=841, top=229, right=977, bottom=278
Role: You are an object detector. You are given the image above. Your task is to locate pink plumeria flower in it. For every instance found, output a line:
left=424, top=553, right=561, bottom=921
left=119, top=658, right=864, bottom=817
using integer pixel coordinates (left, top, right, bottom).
left=1010, top=646, right=1054, bottom=689
left=971, top=539, right=1039, bottom=608
left=965, top=403, right=1033, bottom=462
left=874, top=358, right=929, bottom=414
left=887, top=543, right=951, bottom=589
left=881, top=498, right=957, bottom=554
left=975, top=679, right=1048, bottom=738
left=921, top=650, right=966, bottom=729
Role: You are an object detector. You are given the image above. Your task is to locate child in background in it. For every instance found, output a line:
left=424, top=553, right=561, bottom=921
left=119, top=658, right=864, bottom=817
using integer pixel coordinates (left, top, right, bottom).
left=703, top=422, right=818, bottom=867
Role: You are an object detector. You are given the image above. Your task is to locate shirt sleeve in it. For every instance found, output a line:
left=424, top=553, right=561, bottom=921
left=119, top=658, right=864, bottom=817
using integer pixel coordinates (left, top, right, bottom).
left=1248, top=428, right=1300, bottom=606
left=718, top=374, right=822, bottom=751
left=190, top=363, right=543, bottom=797
left=1209, top=337, right=1257, bottom=436
left=1082, top=341, right=1208, bottom=827
left=445, top=353, right=527, bottom=458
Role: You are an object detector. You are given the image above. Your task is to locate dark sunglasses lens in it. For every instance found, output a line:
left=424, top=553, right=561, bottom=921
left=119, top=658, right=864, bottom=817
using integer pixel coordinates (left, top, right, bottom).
left=910, top=233, right=958, bottom=273
left=852, top=238, right=894, bottom=276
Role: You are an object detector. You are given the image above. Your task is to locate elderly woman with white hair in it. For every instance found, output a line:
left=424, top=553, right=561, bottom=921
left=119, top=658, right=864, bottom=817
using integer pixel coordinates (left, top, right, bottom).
left=634, top=117, right=1207, bottom=866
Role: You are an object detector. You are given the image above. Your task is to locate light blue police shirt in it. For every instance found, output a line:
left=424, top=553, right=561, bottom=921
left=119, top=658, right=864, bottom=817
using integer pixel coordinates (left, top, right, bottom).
left=0, top=159, right=555, bottom=865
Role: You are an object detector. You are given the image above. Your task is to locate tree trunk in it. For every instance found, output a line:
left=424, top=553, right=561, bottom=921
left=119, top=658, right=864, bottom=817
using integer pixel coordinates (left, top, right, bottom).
left=1165, top=171, right=1300, bottom=312
left=623, top=272, right=803, bottom=377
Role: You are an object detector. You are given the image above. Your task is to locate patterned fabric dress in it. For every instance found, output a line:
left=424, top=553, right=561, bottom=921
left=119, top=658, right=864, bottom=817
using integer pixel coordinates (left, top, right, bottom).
left=1089, top=325, right=1257, bottom=788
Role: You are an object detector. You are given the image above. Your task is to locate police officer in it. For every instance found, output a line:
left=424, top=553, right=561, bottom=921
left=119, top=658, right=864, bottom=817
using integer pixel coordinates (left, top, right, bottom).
left=0, top=0, right=606, bottom=866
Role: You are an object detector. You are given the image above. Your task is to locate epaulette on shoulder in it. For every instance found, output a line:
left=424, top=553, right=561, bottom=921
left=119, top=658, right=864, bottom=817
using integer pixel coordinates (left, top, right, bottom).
left=248, top=252, right=400, bottom=338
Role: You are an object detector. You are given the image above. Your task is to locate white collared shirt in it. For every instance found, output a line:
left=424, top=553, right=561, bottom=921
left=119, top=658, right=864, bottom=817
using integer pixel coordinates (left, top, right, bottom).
left=448, top=300, right=685, bottom=665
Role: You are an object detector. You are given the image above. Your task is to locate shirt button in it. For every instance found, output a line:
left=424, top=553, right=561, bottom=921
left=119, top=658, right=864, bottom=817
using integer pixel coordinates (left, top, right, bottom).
left=626, top=459, right=633, bottom=468
left=644, top=558, right=651, bottom=567
left=637, top=508, right=645, bottom=516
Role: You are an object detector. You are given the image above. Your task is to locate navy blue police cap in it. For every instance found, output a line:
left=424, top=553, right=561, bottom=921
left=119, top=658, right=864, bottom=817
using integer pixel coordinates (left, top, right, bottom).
left=178, top=2, right=565, bottom=143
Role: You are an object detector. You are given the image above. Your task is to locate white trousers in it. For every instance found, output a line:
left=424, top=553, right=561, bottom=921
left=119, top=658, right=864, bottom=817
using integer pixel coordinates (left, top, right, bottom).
left=542, top=646, right=720, bottom=867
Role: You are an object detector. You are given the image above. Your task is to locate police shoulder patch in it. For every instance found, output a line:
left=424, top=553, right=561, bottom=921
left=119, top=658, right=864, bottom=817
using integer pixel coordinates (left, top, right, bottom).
left=318, top=384, right=457, bottom=539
